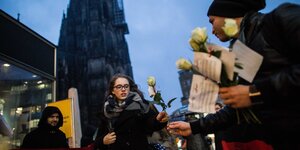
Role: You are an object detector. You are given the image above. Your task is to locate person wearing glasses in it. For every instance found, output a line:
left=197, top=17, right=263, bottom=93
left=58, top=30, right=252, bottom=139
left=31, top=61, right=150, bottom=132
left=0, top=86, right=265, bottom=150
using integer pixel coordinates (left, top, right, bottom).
left=94, top=73, right=168, bottom=150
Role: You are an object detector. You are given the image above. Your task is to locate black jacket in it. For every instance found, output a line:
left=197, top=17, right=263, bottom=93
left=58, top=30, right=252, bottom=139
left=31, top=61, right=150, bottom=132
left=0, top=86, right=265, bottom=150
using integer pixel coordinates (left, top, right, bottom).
left=21, top=106, right=69, bottom=148
left=239, top=3, right=300, bottom=133
left=21, top=127, right=69, bottom=148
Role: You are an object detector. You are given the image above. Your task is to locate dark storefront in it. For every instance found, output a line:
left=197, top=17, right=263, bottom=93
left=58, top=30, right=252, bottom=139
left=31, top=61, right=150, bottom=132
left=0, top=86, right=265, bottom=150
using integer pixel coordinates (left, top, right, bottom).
left=0, top=10, right=56, bottom=148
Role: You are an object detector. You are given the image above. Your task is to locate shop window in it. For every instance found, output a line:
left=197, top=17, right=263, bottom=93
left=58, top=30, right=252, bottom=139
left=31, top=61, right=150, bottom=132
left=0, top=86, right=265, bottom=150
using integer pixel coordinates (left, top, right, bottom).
left=0, top=59, right=54, bottom=148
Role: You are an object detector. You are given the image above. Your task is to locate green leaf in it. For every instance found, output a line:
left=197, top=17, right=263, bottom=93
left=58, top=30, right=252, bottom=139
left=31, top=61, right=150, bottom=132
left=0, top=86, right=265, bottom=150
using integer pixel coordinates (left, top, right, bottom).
left=219, top=64, right=239, bottom=87
left=154, top=92, right=162, bottom=102
left=210, top=50, right=221, bottom=58
left=167, top=98, right=177, bottom=108
left=199, top=43, right=208, bottom=53
left=161, top=103, right=167, bottom=111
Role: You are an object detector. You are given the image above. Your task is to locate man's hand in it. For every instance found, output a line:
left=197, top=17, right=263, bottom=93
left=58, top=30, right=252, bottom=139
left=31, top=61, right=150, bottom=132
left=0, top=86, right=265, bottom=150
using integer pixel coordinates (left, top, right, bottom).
left=167, top=121, right=192, bottom=137
left=219, top=85, right=252, bottom=108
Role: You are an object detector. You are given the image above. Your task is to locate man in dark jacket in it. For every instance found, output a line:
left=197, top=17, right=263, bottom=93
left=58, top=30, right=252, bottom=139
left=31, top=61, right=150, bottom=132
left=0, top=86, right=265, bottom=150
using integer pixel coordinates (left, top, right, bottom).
left=168, top=0, right=300, bottom=149
left=21, top=106, right=69, bottom=149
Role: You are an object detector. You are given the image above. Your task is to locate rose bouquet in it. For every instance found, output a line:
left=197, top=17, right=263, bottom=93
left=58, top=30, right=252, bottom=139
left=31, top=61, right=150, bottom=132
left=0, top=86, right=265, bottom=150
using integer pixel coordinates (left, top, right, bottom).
left=189, top=27, right=208, bottom=52
left=179, top=26, right=240, bottom=87
left=147, top=76, right=177, bottom=111
left=176, top=21, right=261, bottom=124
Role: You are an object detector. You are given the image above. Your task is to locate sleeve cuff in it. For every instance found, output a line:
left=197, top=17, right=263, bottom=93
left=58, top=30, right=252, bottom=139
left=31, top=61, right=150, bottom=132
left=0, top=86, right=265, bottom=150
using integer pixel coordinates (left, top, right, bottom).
left=190, top=120, right=201, bottom=134
left=249, top=84, right=263, bottom=105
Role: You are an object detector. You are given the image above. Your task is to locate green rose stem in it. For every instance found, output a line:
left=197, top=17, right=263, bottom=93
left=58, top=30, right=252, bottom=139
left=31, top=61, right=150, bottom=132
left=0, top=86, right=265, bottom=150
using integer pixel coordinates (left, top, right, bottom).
left=152, top=90, right=176, bottom=111
left=147, top=76, right=177, bottom=112
left=220, top=67, right=261, bottom=124
left=199, top=42, right=208, bottom=53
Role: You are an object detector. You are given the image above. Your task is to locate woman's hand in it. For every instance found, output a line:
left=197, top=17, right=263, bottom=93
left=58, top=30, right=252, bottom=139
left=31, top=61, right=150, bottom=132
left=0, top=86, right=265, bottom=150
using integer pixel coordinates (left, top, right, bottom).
left=103, top=132, right=116, bottom=145
left=167, top=121, right=192, bottom=137
left=156, top=111, right=169, bottom=123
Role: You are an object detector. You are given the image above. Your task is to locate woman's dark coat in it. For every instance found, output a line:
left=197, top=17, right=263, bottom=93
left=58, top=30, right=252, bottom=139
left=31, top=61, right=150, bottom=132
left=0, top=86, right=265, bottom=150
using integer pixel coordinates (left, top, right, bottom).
left=95, top=93, right=166, bottom=150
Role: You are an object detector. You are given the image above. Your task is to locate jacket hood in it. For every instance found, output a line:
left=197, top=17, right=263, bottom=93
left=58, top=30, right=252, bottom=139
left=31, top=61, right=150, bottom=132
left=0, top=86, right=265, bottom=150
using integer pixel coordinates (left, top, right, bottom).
left=38, top=106, right=63, bottom=129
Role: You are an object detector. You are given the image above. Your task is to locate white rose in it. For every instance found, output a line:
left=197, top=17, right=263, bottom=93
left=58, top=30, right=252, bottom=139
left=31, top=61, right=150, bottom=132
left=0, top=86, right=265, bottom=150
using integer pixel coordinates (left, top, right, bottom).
left=191, top=27, right=208, bottom=44
left=222, top=18, right=239, bottom=37
left=189, top=38, right=200, bottom=51
left=147, top=76, right=156, bottom=86
left=176, top=58, right=192, bottom=70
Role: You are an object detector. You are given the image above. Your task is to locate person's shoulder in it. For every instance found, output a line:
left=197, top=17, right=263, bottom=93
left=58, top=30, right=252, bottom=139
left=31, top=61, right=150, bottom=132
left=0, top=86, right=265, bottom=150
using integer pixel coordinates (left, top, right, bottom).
left=23, top=128, right=40, bottom=140
left=277, top=2, right=299, bottom=8
left=270, top=2, right=300, bottom=15
left=26, top=128, right=39, bottom=135
left=265, top=2, right=300, bottom=26
left=58, top=129, right=67, bottom=135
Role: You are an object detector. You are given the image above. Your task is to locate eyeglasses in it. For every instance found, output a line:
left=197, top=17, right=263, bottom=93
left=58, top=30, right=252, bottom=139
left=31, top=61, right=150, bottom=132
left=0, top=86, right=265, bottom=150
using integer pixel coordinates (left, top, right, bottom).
left=113, top=84, right=130, bottom=90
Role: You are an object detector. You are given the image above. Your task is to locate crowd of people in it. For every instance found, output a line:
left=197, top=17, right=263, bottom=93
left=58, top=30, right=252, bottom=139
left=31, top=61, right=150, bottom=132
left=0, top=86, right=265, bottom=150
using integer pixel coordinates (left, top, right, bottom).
left=20, top=0, right=300, bottom=149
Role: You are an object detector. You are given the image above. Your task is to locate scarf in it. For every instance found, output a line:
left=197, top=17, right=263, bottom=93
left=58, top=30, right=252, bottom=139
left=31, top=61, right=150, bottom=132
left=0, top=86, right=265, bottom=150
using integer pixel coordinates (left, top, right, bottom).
left=104, top=91, right=150, bottom=119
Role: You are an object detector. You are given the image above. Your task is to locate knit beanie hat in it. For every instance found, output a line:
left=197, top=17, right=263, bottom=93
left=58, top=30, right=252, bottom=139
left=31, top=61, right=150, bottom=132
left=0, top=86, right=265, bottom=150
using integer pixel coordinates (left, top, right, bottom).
left=207, top=0, right=266, bottom=17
